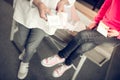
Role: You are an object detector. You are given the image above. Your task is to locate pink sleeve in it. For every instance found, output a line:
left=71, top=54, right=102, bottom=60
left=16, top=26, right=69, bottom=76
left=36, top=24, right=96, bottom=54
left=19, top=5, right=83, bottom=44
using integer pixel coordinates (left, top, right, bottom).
left=94, top=0, right=112, bottom=23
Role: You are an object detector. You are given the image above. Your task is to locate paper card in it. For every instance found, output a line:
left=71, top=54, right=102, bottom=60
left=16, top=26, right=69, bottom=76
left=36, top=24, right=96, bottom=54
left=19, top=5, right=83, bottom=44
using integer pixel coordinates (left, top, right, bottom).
left=57, top=12, right=68, bottom=27
left=47, top=14, right=61, bottom=26
left=97, top=21, right=109, bottom=37
left=47, top=12, right=68, bottom=29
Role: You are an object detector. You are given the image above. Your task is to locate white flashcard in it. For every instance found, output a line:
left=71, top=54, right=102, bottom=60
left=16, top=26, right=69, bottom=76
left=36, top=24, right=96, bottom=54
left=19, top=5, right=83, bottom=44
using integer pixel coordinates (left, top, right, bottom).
left=47, top=14, right=61, bottom=26
left=97, top=21, right=109, bottom=37
left=47, top=12, right=68, bottom=29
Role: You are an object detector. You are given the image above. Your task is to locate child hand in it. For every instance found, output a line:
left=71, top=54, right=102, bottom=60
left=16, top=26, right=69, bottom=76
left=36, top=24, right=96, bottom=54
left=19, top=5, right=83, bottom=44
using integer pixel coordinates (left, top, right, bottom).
left=107, top=29, right=119, bottom=37
left=86, top=21, right=97, bottom=30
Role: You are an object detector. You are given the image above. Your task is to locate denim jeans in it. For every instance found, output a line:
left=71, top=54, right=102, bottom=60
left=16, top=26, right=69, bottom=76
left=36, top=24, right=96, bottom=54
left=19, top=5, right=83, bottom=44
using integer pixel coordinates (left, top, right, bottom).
left=58, top=30, right=120, bottom=65
left=17, top=23, right=48, bottom=63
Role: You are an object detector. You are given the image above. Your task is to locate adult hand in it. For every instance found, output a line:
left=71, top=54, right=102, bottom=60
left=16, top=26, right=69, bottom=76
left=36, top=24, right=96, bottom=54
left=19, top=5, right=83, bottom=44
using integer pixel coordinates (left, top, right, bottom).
left=107, top=29, right=119, bottom=37
left=56, top=0, right=68, bottom=13
left=37, top=2, right=51, bottom=20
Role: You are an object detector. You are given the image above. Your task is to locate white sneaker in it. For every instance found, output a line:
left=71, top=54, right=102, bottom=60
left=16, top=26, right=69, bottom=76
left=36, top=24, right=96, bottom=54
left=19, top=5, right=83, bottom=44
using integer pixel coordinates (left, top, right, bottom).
left=53, top=64, right=72, bottom=78
left=19, top=49, right=25, bottom=60
left=18, top=62, right=29, bottom=79
left=41, top=55, right=65, bottom=67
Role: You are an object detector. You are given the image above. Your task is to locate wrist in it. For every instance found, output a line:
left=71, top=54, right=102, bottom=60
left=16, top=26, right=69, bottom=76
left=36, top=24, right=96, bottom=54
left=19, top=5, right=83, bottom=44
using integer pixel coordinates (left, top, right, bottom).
left=60, top=0, right=69, bottom=4
left=33, top=0, right=43, bottom=7
left=87, top=21, right=98, bottom=30
left=91, top=20, right=98, bottom=24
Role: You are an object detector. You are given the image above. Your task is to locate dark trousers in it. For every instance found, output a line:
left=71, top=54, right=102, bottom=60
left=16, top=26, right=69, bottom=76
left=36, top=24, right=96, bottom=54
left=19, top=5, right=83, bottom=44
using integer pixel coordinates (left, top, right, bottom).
left=58, top=30, right=120, bottom=65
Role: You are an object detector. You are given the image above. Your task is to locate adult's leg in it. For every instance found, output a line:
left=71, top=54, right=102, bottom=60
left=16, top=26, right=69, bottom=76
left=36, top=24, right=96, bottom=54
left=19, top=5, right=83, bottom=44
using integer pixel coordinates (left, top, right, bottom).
left=17, top=23, right=29, bottom=47
left=22, top=28, right=47, bottom=63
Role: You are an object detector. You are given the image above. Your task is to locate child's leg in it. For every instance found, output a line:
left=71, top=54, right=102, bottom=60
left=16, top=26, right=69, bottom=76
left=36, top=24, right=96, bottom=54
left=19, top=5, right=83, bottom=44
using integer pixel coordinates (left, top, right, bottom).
left=65, top=42, right=96, bottom=65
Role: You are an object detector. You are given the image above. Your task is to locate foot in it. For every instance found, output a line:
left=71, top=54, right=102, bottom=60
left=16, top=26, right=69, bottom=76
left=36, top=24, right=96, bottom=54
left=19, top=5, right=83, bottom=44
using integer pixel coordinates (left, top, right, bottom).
left=52, top=64, right=72, bottom=78
left=19, top=49, right=25, bottom=60
left=18, top=62, right=29, bottom=79
left=41, top=55, right=65, bottom=67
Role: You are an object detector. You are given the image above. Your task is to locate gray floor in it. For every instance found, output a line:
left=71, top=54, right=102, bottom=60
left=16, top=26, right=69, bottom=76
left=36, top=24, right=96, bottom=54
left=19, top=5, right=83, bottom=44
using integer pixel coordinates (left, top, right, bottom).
left=0, top=0, right=120, bottom=80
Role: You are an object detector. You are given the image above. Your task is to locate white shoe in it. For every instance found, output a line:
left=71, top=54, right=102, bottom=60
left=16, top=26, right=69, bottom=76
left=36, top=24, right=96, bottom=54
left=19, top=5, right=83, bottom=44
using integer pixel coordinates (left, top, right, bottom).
left=19, top=49, right=25, bottom=60
left=41, top=55, right=65, bottom=67
left=53, top=64, right=72, bottom=78
left=18, top=62, right=29, bottom=79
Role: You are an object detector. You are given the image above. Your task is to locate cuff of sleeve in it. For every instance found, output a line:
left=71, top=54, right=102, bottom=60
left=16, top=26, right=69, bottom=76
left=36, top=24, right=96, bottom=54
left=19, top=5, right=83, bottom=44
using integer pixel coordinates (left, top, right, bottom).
left=93, top=16, right=101, bottom=24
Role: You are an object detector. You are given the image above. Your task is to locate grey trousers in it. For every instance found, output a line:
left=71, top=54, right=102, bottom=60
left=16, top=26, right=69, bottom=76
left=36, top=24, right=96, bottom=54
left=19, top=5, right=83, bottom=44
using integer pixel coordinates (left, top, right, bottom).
left=17, top=23, right=48, bottom=63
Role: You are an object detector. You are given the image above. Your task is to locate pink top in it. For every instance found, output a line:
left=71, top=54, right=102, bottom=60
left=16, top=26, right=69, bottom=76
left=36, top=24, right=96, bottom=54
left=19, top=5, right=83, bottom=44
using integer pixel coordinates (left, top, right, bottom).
left=94, top=0, right=120, bottom=39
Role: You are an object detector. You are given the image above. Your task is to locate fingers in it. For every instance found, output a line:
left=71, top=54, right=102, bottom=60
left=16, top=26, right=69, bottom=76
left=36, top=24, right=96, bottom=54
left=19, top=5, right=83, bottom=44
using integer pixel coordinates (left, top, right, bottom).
left=87, top=22, right=97, bottom=30
left=107, top=29, right=119, bottom=37
left=40, top=11, right=47, bottom=20
left=56, top=1, right=65, bottom=13
left=40, top=9, right=51, bottom=20
left=47, top=9, right=51, bottom=15
left=37, top=2, right=51, bottom=20
left=56, top=7, right=63, bottom=13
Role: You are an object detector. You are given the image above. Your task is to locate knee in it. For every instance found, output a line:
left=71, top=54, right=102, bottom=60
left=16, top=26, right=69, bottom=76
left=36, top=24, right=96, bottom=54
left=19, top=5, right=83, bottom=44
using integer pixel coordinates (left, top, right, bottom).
left=75, top=30, right=90, bottom=40
left=25, top=45, right=37, bottom=54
